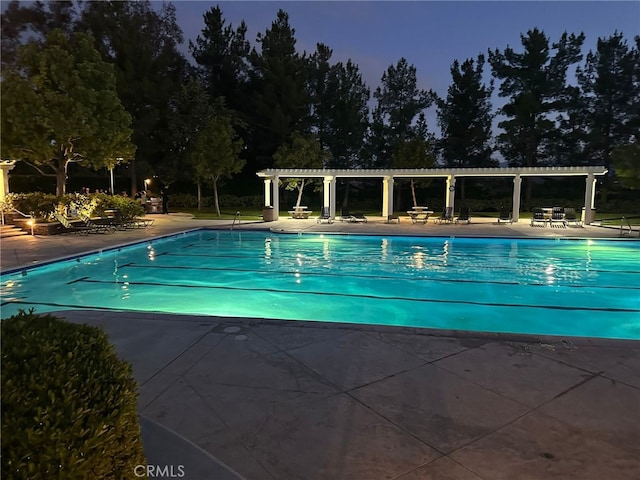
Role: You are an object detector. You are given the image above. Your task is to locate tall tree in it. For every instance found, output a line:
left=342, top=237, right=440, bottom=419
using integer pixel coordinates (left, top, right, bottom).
left=249, top=10, right=311, bottom=170
left=79, top=0, right=187, bottom=193
left=577, top=32, right=640, bottom=168
left=167, top=78, right=219, bottom=209
left=273, top=132, right=329, bottom=208
left=437, top=54, right=495, bottom=168
left=1, top=30, right=134, bottom=195
left=392, top=114, right=437, bottom=207
left=488, top=28, right=585, bottom=167
left=489, top=28, right=584, bottom=204
left=189, top=5, right=250, bottom=114
left=370, top=58, right=435, bottom=167
left=188, top=115, right=245, bottom=217
left=1, top=0, right=78, bottom=68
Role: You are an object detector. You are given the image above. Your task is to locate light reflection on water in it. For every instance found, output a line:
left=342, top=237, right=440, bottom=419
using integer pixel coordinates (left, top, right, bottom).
left=1, top=231, right=639, bottom=339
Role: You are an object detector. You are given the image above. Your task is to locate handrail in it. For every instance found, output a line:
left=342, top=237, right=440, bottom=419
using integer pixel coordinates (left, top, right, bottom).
left=1, top=206, right=32, bottom=226
left=619, top=216, right=633, bottom=237
left=230, top=211, right=241, bottom=231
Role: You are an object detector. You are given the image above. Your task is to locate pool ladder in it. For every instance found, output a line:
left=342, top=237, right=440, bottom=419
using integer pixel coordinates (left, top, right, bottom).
left=230, top=211, right=241, bottom=231
left=619, top=216, right=635, bottom=237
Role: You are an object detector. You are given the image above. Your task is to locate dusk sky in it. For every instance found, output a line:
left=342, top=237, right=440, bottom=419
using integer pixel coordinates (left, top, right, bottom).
left=173, top=0, right=640, bottom=98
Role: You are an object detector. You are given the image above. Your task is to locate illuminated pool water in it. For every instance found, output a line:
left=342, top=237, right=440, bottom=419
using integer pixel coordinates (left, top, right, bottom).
left=2, top=231, right=639, bottom=339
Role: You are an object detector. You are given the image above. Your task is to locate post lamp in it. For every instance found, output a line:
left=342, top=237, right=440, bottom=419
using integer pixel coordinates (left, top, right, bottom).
left=144, top=178, right=151, bottom=192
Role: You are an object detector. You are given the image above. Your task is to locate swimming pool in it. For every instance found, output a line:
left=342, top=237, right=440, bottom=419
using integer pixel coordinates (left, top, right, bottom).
left=2, top=231, right=639, bottom=339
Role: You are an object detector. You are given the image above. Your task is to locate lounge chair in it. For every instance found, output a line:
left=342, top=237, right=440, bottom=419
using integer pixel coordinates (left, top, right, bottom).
left=497, top=207, right=513, bottom=224
left=550, top=207, right=566, bottom=228
left=53, top=212, right=93, bottom=235
left=340, top=208, right=356, bottom=223
left=340, top=209, right=367, bottom=223
left=79, top=213, right=116, bottom=234
left=455, top=206, right=470, bottom=224
left=530, top=208, right=548, bottom=227
left=563, top=208, right=583, bottom=227
left=435, top=207, right=453, bottom=224
left=317, top=207, right=333, bottom=224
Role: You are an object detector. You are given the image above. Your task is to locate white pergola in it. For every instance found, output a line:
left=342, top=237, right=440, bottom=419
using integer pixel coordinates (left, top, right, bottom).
left=257, top=166, right=608, bottom=225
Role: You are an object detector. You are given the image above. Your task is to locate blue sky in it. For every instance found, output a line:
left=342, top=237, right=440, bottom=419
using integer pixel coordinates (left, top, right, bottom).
left=173, top=0, right=639, bottom=97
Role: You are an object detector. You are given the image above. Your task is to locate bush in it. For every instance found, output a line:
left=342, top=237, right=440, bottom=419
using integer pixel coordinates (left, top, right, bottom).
left=1, top=311, right=147, bottom=479
left=1, top=192, right=144, bottom=221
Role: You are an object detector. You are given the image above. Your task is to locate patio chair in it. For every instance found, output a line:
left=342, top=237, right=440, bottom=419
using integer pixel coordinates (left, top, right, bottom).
left=550, top=207, right=566, bottom=228
left=340, top=208, right=357, bottom=223
left=455, top=206, right=471, bottom=224
left=79, top=213, right=116, bottom=234
left=497, top=207, right=513, bottom=224
left=435, top=207, right=453, bottom=224
left=317, top=207, right=333, bottom=224
left=352, top=211, right=368, bottom=223
left=53, top=212, right=93, bottom=235
left=563, top=208, right=583, bottom=227
left=340, top=208, right=367, bottom=223
left=530, top=208, right=548, bottom=227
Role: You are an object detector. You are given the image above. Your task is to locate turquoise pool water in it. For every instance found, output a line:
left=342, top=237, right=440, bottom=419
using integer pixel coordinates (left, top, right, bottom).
left=2, top=231, right=639, bottom=339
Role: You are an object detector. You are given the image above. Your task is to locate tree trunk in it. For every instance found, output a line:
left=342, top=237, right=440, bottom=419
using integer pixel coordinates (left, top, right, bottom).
left=295, top=179, right=305, bottom=207
left=410, top=179, right=418, bottom=207
left=130, top=158, right=138, bottom=197
left=197, top=181, right=202, bottom=210
left=55, top=163, right=68, bottom=196
left=212, top=175, right=221, bottom=217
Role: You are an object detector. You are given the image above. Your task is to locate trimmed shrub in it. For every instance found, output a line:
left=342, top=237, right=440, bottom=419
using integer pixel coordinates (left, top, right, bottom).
left=1, top=311, right=147, bottom=479
left=1, top=192, right=144, bottom=222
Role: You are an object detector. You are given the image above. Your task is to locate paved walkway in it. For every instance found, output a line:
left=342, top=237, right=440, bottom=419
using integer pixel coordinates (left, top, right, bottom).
left=2, top=213, right=639, bottom=479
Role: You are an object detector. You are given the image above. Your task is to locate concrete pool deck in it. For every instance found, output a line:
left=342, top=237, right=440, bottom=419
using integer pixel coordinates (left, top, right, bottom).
left=2, top=213, right=639, bottom=479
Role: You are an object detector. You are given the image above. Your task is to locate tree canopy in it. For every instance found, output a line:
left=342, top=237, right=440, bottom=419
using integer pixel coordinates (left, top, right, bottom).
left=1, top=29, right=134, bottom=195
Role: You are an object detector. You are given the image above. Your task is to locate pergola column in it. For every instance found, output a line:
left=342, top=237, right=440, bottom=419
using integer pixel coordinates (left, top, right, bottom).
left=0, top=160, right=17, bottom=200
left=382, top=176, right=394, bottom=218
left=445, top=176, right=456, bottom=212
left=263, top=178, right=272, bottom=207
left=263, top=176, right=279, bottom=220
left=323, top=176, right=336, bottom=218
left=583, top=173, right=597, bottom=225
left=512, top=174, right=522, bottom=222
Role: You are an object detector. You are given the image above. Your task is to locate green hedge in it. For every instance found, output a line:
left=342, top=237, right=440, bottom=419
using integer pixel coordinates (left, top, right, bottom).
left=1, top=311, right=146, bottom=479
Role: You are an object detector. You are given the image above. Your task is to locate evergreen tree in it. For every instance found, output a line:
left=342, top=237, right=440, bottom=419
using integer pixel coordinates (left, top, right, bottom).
left=249, top=10, right=311, bottom=170
left=189, top=5, right=250, bottom=114
left=437, top=54, right=495, bottom=168
left=370, top=58, right=435, bottom=167
left=489, top=28, right=584, bottom=205
left=577, top=32, right=640, bottom=168
left=488, top=28, right=585, bottom=168
left=308, top=44, right=370, bottom=168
